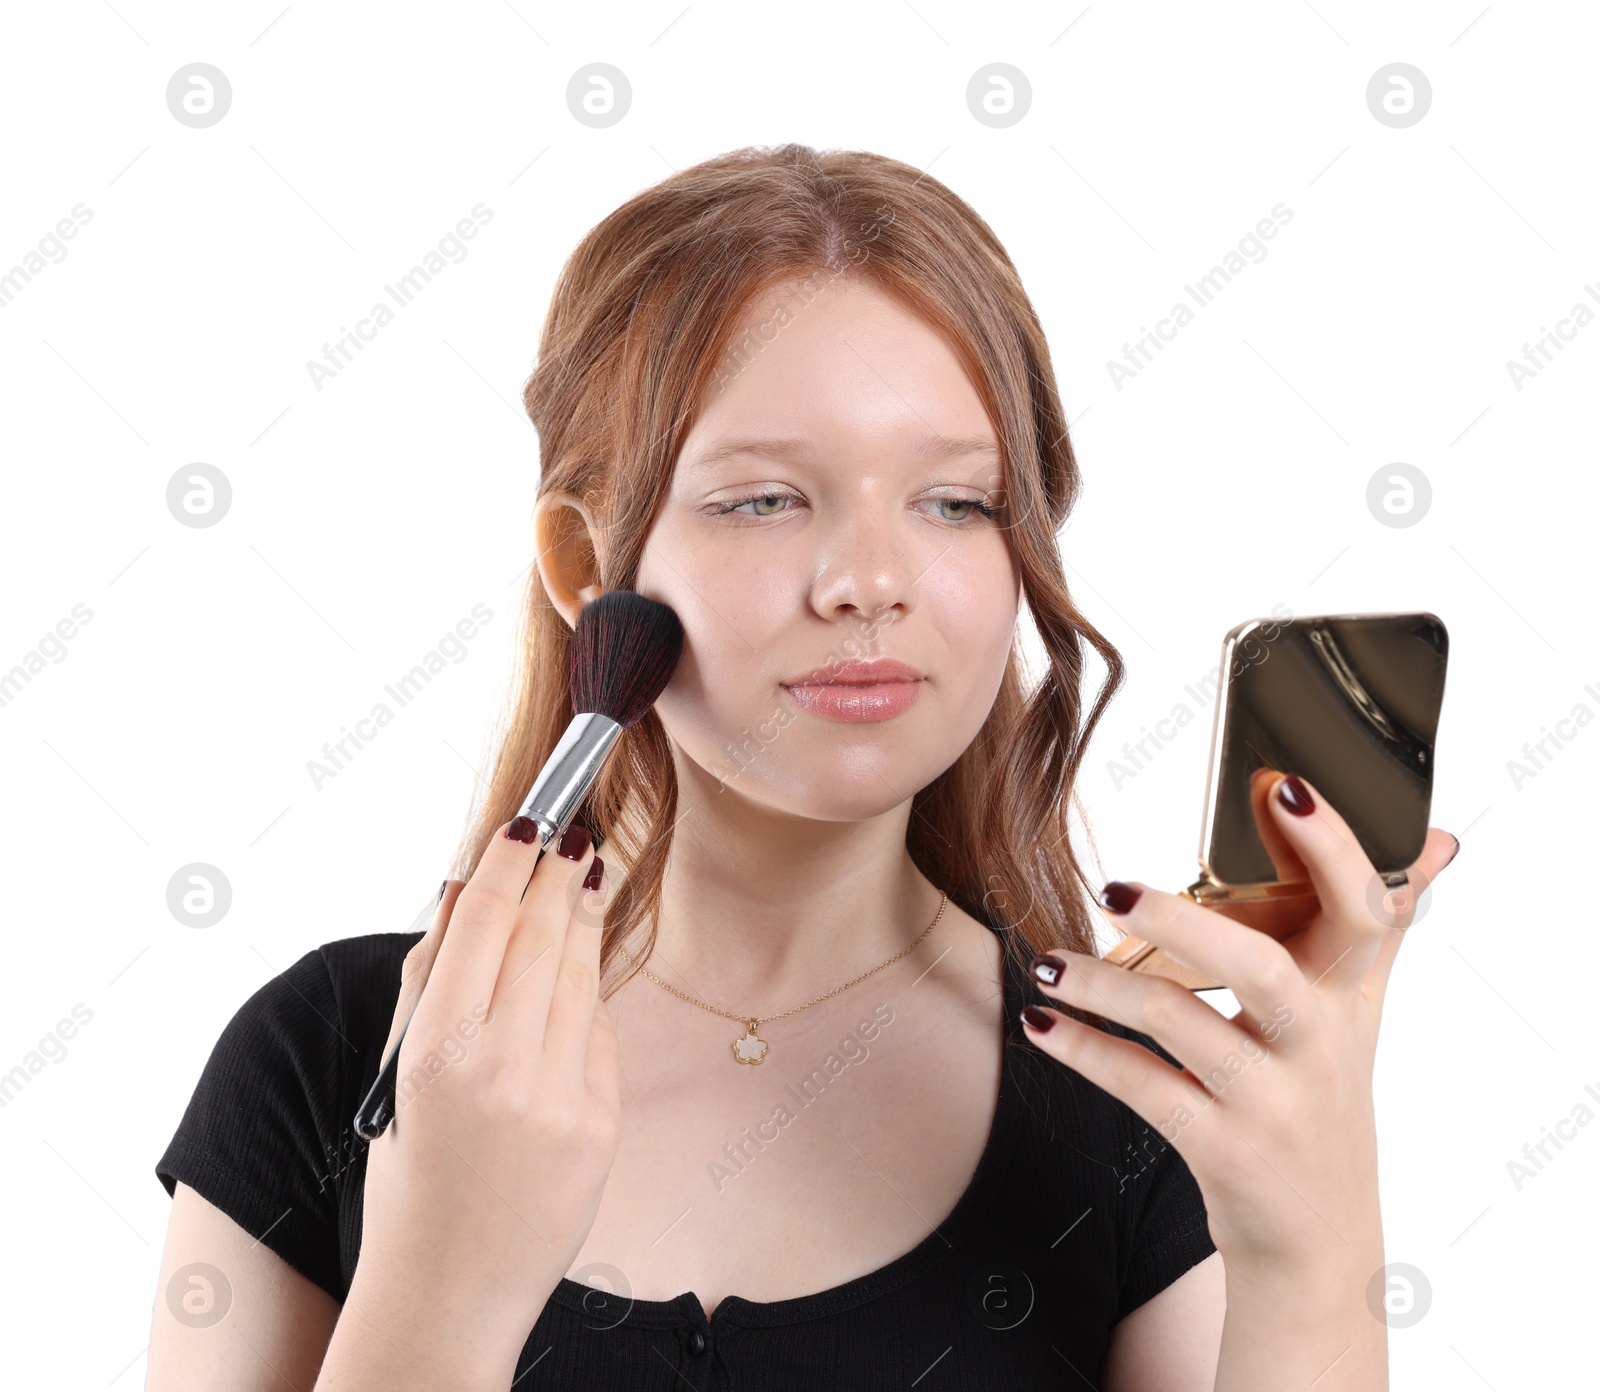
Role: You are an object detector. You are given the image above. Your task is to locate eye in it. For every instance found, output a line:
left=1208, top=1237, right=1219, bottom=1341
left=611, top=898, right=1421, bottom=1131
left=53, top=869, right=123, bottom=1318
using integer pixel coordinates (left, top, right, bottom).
left=710, top=491, right=798, bottom=518
left=705, top=492, right=1000, bottom=524
left=923, top=497, right=999, bottom=524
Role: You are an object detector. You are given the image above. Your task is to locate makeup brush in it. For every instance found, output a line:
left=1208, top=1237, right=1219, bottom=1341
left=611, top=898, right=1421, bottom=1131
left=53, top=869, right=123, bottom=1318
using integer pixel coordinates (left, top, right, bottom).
left=354, top=589, right=684, bottom=1141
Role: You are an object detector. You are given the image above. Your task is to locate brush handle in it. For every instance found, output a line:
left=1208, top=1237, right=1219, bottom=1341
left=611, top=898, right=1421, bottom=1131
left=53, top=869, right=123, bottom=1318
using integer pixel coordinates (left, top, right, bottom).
left=353, top=1014, right=411, bottom=1140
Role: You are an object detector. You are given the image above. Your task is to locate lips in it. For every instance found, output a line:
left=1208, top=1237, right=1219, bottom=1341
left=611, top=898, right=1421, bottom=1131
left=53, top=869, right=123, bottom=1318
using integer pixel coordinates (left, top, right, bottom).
left=780, top=658, right=925, bottom=723
left=782, top=658, right=924, bottom=686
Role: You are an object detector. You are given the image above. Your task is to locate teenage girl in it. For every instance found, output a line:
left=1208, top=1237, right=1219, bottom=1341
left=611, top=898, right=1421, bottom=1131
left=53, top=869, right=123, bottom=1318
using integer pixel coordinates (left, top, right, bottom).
left=149, top=144, right=1456, bottom=1390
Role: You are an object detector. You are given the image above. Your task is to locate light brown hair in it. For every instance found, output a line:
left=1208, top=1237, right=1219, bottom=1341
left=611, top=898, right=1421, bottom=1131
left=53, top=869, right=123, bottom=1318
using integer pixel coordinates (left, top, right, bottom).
left=450, top=143, right=1126, bottom=999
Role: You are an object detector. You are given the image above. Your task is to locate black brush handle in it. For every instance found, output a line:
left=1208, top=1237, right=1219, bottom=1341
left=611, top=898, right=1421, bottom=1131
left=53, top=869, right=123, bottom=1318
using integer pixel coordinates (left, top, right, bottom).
left=354, top=1011, right=412, bottom=1141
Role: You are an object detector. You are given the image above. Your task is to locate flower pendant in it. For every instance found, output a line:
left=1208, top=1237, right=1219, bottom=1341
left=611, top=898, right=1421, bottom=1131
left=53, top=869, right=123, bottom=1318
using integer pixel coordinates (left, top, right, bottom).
left=732, top=1020, right=768, bottom=1065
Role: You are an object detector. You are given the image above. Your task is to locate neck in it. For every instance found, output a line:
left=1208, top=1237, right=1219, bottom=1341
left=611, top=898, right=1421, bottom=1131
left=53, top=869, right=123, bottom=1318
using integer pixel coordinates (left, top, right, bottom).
left=619, top=748, right=947, bottom=1017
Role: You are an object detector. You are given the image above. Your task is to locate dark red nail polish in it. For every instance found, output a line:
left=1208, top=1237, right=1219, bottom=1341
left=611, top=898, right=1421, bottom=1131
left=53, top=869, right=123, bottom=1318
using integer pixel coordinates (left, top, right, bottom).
left=1277, top=774, right=1315, bottom=816
left=1099, top=881, right=1142, bottom=915
left=1021, top=1004, right=1055, bottom=1033
left=558, top=824, right=592, bottom=861
left=1030, top=953, right=1065, bottom=986
left=1445, top=834, right=1460, bottom=867
left=506, top=816, right=540, bottom=844
left=583, top=857, right=604, bottom=892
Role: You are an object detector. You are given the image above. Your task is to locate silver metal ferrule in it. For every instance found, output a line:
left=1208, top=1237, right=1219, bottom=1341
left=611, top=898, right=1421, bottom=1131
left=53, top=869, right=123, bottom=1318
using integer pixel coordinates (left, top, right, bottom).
left=517, top=711, right=623, bottom=848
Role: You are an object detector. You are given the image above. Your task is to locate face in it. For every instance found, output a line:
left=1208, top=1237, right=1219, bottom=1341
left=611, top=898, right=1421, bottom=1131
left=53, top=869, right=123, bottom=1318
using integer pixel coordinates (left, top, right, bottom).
left=633, top=274, right=1022, bottom=822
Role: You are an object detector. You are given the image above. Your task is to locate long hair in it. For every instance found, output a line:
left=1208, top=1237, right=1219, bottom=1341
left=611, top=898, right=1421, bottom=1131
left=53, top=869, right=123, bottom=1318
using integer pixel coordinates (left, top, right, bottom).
left=449, top=143, right=1126, bottom=1002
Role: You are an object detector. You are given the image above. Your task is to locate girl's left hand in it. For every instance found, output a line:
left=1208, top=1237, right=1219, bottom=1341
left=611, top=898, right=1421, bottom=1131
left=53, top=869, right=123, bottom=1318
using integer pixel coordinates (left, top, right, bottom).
left=1021, top=770, right=1459, bottom=1280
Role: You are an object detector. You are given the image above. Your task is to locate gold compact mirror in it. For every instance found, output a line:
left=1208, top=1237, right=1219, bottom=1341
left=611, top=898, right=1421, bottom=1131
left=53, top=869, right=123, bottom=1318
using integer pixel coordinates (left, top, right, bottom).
left=1104, top=611, right=1450, bottom=991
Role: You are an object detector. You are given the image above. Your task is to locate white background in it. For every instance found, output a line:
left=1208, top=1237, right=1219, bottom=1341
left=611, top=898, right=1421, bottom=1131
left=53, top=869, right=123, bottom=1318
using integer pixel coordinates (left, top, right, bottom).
left=1, top=1, right=1593, bottom=1386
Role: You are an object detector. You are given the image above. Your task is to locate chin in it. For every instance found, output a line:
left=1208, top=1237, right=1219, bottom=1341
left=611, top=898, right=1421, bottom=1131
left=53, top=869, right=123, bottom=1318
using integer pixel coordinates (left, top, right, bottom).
left=734, top=782, right=917, bottom=825
left=708, top=743, right=942, bottom=822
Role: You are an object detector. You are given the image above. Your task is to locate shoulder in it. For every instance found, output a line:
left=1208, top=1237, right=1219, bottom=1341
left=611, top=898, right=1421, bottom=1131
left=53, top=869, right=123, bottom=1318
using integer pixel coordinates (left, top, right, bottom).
left=314, top=928, right=424, bottom=981
left=196, top=931, right=424, bottom=1102
left=238, top=931, right=421, bottom=1004
left=153, top=933, right=425, bottom=1303
left=156, top=932, right=425, bottom=1195
left=1002, top=950, right=1196, bottom=1192
left=1007, top=1008, right=1160, bottom=1161
left=234, top=932, right=422, bottom=1035
left=999, top=966, right=1217, bottom=1315
left=309, top=930, right=427, bottom=1064
left=311, top=930, right=424, bottom=1003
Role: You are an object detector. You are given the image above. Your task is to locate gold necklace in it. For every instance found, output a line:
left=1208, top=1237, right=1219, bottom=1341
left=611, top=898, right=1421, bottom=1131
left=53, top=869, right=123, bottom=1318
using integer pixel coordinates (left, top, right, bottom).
left=617, top=891, right=948, bottom=1065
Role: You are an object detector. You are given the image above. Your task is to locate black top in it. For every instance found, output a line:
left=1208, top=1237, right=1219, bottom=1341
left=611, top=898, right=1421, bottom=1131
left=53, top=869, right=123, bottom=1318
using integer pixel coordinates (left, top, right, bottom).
left=156, top=923, right=1215, bottom=1389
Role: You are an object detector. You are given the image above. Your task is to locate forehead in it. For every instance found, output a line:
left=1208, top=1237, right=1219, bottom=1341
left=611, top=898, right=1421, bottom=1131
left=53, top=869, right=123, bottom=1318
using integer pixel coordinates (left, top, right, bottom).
left=684, top=276, right=1000, bottom=474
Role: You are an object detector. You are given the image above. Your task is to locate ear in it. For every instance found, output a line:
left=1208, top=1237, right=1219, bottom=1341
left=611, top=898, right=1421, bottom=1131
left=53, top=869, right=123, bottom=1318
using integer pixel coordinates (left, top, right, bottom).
left=533, top=491, right=607, bottom=628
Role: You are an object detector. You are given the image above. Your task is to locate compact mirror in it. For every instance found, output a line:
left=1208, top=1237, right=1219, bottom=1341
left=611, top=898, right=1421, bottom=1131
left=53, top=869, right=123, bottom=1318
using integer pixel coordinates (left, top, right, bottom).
left=1201, top=610, right=1449, bottom=892
left=1104, top=611, right=1450, bottom=990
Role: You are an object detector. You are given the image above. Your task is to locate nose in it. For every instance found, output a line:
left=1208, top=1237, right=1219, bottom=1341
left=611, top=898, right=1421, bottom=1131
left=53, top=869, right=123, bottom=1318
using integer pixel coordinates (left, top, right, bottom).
left=806, top=502, right=915, bottom=631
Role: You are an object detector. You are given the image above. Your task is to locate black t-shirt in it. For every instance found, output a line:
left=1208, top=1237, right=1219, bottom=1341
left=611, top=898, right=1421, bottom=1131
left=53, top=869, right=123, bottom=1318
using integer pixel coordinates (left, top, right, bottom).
left=156, top=923, right=1215, bottom=1389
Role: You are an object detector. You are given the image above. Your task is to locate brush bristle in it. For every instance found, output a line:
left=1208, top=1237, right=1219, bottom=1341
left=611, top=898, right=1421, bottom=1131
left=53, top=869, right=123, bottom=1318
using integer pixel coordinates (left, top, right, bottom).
left=568, top=590, right=685, bottom=728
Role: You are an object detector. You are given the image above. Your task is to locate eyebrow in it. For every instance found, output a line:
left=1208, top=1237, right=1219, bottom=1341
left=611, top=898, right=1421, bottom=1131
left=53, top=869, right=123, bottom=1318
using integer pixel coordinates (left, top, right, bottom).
left=681, top=433, right=1002, bottom=479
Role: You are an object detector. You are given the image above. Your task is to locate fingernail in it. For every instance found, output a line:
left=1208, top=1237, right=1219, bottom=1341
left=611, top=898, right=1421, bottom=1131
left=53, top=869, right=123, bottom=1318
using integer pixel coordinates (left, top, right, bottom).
left=436, top=880, right=446, bottom=903
left=1277, top=773, right=1315, bottom=817
left=583, top=857, right=605, bottom=892
left=558, top=824, right=592, bottom=861
left=1029, top=953, right=1065, bottom=986
left=506, top=816, right=540, bottom=844
left=1445, top=834, right=1460, bottom=868
left=1021, top=1004, right=1056, bottom=1033
left=1098, top=881, right=1142, bottom=915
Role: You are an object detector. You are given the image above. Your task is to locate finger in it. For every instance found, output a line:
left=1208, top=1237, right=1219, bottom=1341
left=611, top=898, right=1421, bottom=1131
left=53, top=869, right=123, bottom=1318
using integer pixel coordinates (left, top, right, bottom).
left=544, top=859, right=610, bottom=1085
left=1264, top=773, right=1398, bottom=991
left=427, top=818, right=556, bottom=1022
left=1099, top=881, right=1311, bottom=1026
left=490, top=825, right=598, bottom=1039
left=1033, top=949, right=1254, bottom=1085
left=1020, top=1005, right=1213, bottom=1156
left=1248, top=765, right=1312, bottom=886
left=380, top=880, right=466, bottom=1065
left=1361, top=826, right=1459, bottom=1009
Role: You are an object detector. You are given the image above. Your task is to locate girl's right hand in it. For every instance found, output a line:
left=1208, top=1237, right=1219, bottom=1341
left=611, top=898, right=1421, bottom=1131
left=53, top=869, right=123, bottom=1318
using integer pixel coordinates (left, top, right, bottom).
left=351, top=820, right=620, bottom=1364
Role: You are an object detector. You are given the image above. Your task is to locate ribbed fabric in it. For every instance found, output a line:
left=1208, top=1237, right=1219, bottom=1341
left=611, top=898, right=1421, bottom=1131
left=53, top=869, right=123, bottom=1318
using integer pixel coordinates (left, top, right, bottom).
left=157, top=922, right=1215, bottom=1389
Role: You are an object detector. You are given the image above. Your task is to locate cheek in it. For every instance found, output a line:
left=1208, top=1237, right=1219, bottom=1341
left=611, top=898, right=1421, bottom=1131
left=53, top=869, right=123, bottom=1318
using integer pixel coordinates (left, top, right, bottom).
left=636, top=533, right=790, bottom=751
left=918, top=548, right=1019, bottom=709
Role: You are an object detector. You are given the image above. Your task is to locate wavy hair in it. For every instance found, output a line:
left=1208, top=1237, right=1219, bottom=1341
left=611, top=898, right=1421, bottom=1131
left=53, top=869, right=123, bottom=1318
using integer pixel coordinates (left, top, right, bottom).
left=449, top=143, right=1126, bottom=1002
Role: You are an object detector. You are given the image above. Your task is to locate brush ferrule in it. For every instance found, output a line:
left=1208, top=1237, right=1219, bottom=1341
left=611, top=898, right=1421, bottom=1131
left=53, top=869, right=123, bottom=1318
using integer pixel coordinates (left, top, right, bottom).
left=517, top=711, right=622, bottom=845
